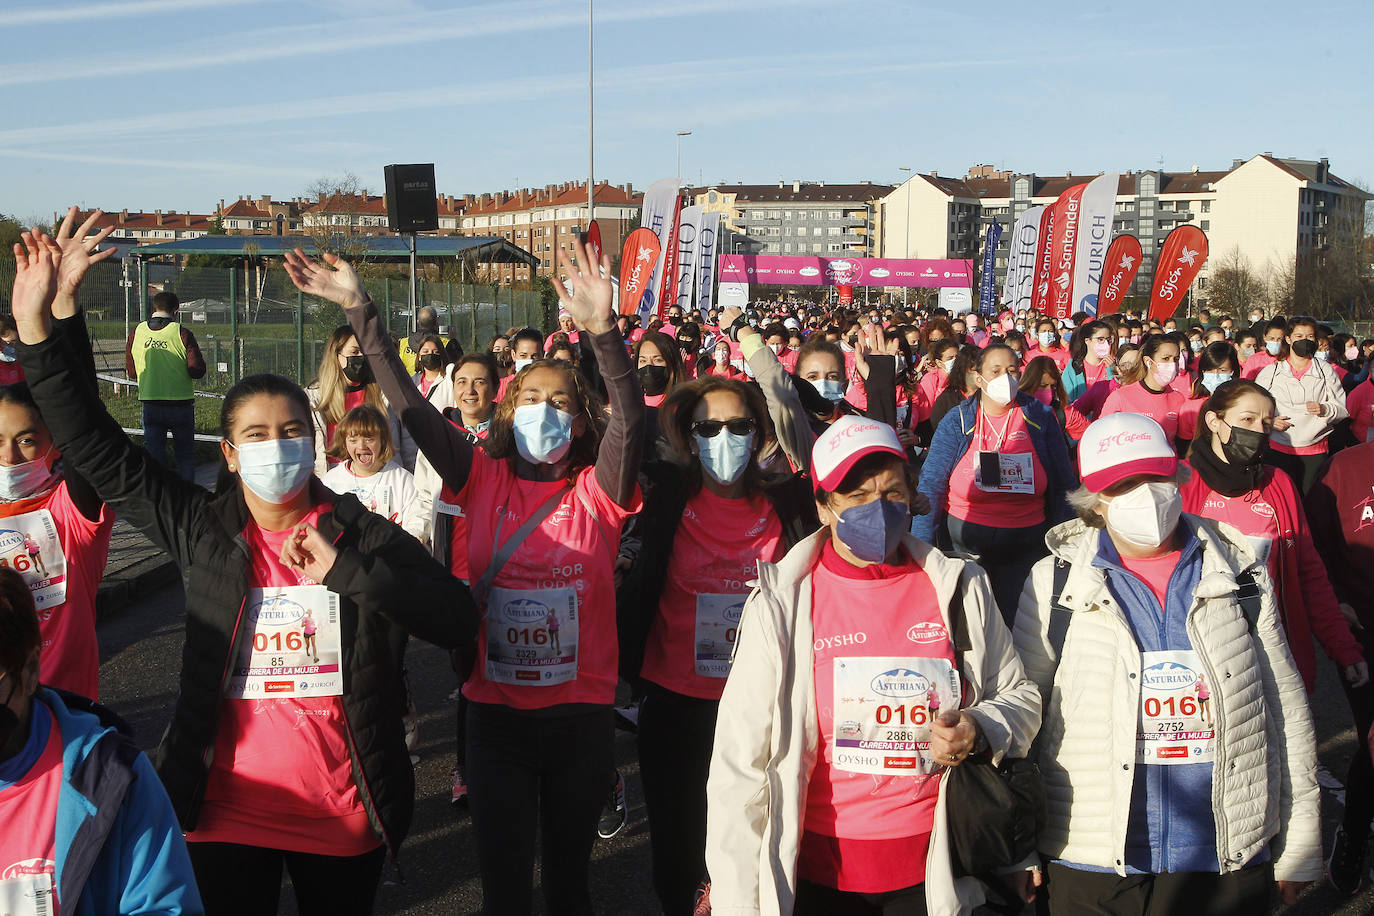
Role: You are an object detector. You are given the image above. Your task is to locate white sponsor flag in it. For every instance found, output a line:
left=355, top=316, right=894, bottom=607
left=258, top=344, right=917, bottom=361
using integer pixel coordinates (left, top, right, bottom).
left=693, top=212, right=722, bottom=321
left=1070, top=173, right=1119, bottom=315
left=1001, top=205, right=1045, bottom=311
left=938, top=287, right=972, bottom=312
left=674, top=206, right=703, bottom=313
left=718, top=280, right=749, bottom=310
left=638, top=178, right=680, bottom=320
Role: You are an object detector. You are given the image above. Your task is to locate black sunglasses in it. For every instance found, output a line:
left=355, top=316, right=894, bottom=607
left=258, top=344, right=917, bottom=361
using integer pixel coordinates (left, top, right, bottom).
left=691, top=417, right=757, bottom=438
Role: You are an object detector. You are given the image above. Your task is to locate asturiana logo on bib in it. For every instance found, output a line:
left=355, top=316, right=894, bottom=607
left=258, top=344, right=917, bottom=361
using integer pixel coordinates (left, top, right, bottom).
left=2, top=858, right=54, bottom=880
left=254, top=595, right=304, bottom=626
left=1142, top=661, right=1196, bottom=691
left=722, top=601, right=744, bottom=624
left=906, top=622, right=947, bottom=645
left=870, top=668, right=930, bottom=699
left=503, top=598, right=551, bottom=625
left=0, top=528, right=25, bottom=554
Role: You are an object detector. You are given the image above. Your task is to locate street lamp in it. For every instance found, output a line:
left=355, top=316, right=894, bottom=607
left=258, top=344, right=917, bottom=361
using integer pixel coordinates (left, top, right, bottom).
left=899, top=166, right=912, bottom=306
left=676, top=130, right=692, bottom=184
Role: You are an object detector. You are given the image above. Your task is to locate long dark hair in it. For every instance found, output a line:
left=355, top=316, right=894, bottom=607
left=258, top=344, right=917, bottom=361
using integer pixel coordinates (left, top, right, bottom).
left=1020, top=355, right=1066, bottom=409
left=633, top=331, right=686, bottom=395
left=1189, top=341, right=1239, bottom=399
left=1186, top=378, right=1276, bottom=460
left=1069, top=319, right=1113, bottom=376
left=661, top=377, right=775, bottom=497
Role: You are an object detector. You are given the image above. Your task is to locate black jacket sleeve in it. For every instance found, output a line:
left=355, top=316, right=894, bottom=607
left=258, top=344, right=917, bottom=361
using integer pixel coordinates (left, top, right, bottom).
left=51, top=311, right=105, bottom=523
left=17, top=326, right=208, bottom=569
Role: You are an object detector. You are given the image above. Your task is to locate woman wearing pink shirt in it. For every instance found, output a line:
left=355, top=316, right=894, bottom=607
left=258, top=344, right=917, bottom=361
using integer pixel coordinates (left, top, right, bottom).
left=1099, top=335, right=1187, bottom=445
left=1180, top=379, right=1365, bottom=694
left=1177, top=342, right=1241, bottom=446
left=296, top=238, right=646, bottom=915
left=1031, top=319, right=1072, bottom=371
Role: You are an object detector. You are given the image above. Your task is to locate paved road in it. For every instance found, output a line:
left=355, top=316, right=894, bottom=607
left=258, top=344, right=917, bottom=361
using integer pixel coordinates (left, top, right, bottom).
left=98, top=585, right=1374, bottom=915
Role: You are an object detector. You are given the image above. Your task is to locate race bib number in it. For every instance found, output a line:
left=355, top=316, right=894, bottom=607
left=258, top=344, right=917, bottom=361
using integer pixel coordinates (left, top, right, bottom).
left=0, top=510, right=67, bottom=610
left=694, top=593, right=745, bottom=678
left=486, top=585, right=579, bottom=686
left=1245, top=535, right=1272, bottom=565
left=974, top=451, right=1035, bottom=494
left=832, top=656, right=960, bottom=776
left=435, top=497, right=465, bottom=519
left=0, top=871, right=54, bottom=916
left=1136, top=649, right=1216, bottom=765
left=227, top=586, right=342, bottom=700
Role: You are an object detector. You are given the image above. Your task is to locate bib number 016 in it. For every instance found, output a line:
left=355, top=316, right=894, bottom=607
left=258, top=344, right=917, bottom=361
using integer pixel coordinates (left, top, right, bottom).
left=874, top=704, right=930, bottom=727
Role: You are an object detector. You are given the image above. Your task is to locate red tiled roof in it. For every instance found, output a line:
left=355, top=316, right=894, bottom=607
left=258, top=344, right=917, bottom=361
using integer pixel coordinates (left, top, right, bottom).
left=64, top=209, right=214, bottom=231
left=304, top=193, right=389, bottom=215
left=461, top=181, right=642, bottom=216
left=687, top=182, right=892, bottom=203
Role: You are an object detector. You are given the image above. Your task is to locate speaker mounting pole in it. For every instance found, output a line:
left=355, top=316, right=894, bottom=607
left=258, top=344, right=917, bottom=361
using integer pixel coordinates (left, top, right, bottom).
left=407, top=231, right=418, bottom=333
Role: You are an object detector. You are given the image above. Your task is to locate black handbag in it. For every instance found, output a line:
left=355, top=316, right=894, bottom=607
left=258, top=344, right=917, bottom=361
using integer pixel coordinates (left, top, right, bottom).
left=943, top=561, right=1047, bottom=880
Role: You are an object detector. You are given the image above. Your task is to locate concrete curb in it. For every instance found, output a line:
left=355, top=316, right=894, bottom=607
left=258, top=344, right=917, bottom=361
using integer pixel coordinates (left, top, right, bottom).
left=96, top=554, right=181, bottom=620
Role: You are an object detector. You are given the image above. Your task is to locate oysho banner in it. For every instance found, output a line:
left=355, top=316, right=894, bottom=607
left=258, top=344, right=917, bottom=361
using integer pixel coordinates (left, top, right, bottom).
left=1070, top=173, right=1120, bottom=315
left=637, top=178, right=681, bottom=321
left=717, top=254, right=974, bottom=288
left=674, top=206, right=704, bottom=313
left=693, top=211, right=721, bottom=321
left=1001, top=205, right=1045, bottom=312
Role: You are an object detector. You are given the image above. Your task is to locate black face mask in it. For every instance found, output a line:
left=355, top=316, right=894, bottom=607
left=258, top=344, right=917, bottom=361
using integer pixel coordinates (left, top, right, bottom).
left=638, top=364, right=669, bottom=396
left=419, top=353, right=445, bottom=371
left=1222, top=421, right=1269, bottom=468
left=1290, top=339, right=1317, bottom=359
left=342, top=355, right=371, bottom=385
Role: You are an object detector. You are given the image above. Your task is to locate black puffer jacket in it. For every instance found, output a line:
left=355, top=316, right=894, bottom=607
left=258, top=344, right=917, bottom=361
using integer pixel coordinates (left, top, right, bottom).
left=19, top=325, right=476, bottom=855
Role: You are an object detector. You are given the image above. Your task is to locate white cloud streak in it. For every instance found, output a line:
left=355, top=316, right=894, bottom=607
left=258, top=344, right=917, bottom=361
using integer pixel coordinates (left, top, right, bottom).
left=0, top=0, right=273, bottom=28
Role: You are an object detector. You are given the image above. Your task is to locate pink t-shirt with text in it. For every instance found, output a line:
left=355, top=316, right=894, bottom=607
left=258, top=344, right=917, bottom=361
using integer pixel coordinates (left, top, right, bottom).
left=946, top=406, right=1047, bottom=528
left=1100, top=382, right=1186, bottom=443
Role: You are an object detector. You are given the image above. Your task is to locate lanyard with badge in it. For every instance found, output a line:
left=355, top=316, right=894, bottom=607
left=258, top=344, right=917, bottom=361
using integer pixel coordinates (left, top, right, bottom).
left=473, top=483, right=579, bottom=687
left=974, top=407, right=1034, bottom=494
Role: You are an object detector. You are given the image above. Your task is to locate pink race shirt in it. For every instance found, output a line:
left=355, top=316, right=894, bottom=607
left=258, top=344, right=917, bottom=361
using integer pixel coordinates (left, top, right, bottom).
left=946, top=406, right=1047, bottom=528
left=188, top=506, right=379, bottom=857
left=804, top=545, right=951, bottom=891
left=1119, top=549, right=1183, bottom=612
left=0, top=481, right=113, bottom=701
left=459, top=455, right=640, bottom=709
left=1100, top=382, right=1185, bottom=443
left=843, top=351, right=869, bottom=412
left=1177, top=396, right=1207, bottom=442
left=641, top=488, right=784, bottom=700
left=0, top=708, right=62, bottom=911
left=1181, top=467, right=1281, bottom=575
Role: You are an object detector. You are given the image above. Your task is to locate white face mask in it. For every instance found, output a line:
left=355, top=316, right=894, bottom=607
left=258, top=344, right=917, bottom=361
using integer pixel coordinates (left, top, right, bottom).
left=1105, top=481, right=1181, bottom=550
left=0, top=446, right=59, bottom=502
left=982, top=372, right=1018, bottom=406
left=694, top=431, right=754, bottom=485
left=715, top=349, right=729, bottom=364
left=231, top=437, right=315, bottom=505
left=513, top=358, right=534, bottom=373
left=511, top=401, right=575, bottom=464
left=768, top=343, right=784, bottom=355
left=941, top=357, right=955, bottom=374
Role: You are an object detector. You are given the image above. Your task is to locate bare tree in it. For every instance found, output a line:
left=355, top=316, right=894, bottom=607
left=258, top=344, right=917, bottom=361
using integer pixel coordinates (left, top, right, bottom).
left=1267, top=255, right=1297, bottom=315
left=1208, top=246, right=1267, bottom=316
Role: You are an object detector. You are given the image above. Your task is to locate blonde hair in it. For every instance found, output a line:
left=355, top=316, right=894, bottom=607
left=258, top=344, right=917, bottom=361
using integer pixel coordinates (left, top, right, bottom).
left=328, top=404, right=395, bottom=466
left=312, top=325, right=386, bottom=429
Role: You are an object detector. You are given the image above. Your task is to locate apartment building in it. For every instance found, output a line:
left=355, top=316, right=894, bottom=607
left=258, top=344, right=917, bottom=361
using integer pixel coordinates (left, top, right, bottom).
left=55, top=208, right=215, bottom=243
left=688, top=180, right=890, bottom=258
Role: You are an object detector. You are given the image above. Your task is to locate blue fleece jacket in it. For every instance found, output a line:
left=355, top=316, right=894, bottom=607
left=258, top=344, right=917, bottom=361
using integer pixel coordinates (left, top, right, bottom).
left=1061, top=360, right=1114, bottom=403
left=0, top=688, right=203, bottom=915
left=912, top=391, right=1077, bottom=545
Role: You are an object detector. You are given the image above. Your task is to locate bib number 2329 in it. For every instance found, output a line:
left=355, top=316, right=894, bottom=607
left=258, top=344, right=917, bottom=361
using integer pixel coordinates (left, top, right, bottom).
left=486, top=585, right=579, bottom=686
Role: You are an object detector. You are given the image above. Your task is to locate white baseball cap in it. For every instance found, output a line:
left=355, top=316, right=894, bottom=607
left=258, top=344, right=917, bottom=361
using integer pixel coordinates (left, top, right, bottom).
left=812, top=415, right=906, bottom=492
left=1079, top=413, right=1177, bottom=492
left=783, top=317, right=800, bottom=330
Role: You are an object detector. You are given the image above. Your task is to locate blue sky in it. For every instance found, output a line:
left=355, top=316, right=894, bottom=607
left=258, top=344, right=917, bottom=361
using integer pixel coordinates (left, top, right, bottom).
left=2, top=0, right=1371, bottom=222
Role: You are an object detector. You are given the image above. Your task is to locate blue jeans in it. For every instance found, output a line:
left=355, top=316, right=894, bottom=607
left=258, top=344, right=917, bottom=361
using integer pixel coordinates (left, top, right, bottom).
left=142, top=400, right=196, bottom=481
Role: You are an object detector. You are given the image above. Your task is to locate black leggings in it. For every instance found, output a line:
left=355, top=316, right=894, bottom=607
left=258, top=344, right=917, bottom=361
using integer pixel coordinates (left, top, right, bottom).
left=637, top=684, right=719, bottom=916
left=947, top=517, right=1049, bottom=625
left=187, top=842, right=386, bottom=916
left=465, top=701, right=614, bottom=915
left=1040, top=861, right=1271, bottom=916
left=794, top=878, right=927, bottom=916
left=1340, top=621, right=1374, bottom=837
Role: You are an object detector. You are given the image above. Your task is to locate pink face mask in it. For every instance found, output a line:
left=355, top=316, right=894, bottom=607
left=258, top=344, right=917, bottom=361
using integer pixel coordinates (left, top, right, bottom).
left=1092, top=339, right=1112, bottom=360
left=1033, top=387, right=1055, bottom=406
left=1151, top=359, right=1179, bottom=385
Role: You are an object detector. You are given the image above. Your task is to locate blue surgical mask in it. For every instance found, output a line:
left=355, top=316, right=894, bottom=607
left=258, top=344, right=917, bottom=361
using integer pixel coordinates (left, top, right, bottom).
left=694, top=431, right=754, bottom=485
left=511, top=402, right=574, bottom=464
left=834, top=498, right=909, bottom=563
left=1201, top=371, right=1234, bottom=393
left=815, top=379, right=846, bottom=404
left=230, top=437, right=314, bottom=505
left=1265, top=340, right=1282, bottom=356
left=1037, top=331, right=1055, bottom=348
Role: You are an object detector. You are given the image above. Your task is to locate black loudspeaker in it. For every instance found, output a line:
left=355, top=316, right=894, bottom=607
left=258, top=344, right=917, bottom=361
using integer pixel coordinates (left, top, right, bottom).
left=384, top=163, right=438, bottom=232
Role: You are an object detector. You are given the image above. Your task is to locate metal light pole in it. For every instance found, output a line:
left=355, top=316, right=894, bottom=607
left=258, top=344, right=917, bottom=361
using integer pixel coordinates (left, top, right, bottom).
left=899, top=165, right=912, bottom=307
left=676, top=130, right=692, bottom=184
left=587, top=0, right=594, bottom=226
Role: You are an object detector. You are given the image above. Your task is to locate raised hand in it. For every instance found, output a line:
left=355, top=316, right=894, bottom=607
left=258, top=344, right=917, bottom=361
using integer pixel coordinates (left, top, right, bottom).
left=280, top=523, right=339, bottom=584
left=54, top=206, right=116, bottom=297
left=11, top=231, right=60, bottom=344
left=284, top=249, right=367, bottom=309
left=553, top=236, right=613, bottom=335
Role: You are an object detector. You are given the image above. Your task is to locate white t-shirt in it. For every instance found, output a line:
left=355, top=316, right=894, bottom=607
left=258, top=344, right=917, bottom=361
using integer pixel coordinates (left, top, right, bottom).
left=321, top=460, right=423, bottom=538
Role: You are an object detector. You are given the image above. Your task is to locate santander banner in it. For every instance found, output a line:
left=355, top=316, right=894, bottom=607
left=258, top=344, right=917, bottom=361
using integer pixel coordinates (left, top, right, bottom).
left=1029, top=206, right=1056, bottom=315
left=717, top=254, right=973, bottom=288
left=618, top=228, right=662, bottom=317
left=1071, top=173, right=1119, bottom=315
left=1097, top=234, right=1143, bottom=316
left=1045, top=183, right=1087, bottom=319
left=1149, top=225, right=1209, bottom=321
left=1001, top=205, right=1045, bottom=312
left=637, top=178, right=681, bottom=321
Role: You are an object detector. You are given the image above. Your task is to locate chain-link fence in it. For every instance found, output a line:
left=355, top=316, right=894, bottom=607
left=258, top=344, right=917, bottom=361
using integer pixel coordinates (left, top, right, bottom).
left=0, top=259, right=551, bottom=434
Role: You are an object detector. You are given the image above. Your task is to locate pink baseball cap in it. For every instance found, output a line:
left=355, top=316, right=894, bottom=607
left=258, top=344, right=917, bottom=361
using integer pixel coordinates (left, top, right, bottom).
left=812, top=415, right=906, bottom=492
left=1079, top=413, right=1177, bottom=492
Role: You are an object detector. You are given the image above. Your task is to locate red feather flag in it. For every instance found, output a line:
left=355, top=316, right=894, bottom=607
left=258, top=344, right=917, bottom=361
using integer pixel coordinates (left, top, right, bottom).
left=585, top=220, right=602, bottom=271
left=1044, top=183, right=1087, bottom=319
left=1149, top=226, right=1208, bottom=322
left=1096, top=235, right=1143, bottom=317
left=1028, top=206, right=1056, bottom=317
left=618, top=228, right=662, bottom=317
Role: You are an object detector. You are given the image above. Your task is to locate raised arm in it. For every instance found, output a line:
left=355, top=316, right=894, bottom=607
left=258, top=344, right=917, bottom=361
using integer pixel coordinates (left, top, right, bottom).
left=552, top=238, right=643, bottom=508
left=723, top=306, right=815, bottom=472
left=285, top=249, right=476, bottom=491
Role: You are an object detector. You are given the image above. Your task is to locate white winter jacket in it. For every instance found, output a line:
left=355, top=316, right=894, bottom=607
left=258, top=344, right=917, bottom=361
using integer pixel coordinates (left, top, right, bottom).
left=705, top=530, right=1042, bottom=916
left=1254, top=357, right=1348, bottom=450
left=1011, top=516, right=1322, bottom=882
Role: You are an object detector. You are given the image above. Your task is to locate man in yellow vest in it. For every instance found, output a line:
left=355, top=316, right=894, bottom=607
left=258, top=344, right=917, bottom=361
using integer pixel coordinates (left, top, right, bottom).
left=396, top=306, right=462, bottom=375
left=123, top=292, right=205, bottom=480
